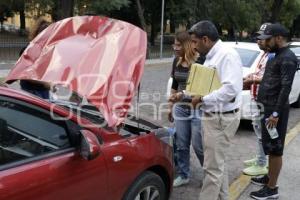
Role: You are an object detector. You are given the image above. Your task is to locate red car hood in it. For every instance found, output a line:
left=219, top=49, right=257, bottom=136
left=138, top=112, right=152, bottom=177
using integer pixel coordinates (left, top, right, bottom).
left=5, top=16, right=147, bottom=127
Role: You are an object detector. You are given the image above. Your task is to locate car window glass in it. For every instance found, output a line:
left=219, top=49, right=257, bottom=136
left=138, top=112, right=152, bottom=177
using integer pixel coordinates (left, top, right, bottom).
left=0, top=100, right=70, bottom=165
left=234, top=48, right=260, bottom=68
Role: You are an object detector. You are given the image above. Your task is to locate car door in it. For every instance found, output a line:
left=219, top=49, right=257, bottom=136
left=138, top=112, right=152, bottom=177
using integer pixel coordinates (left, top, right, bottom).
left=0, top=96, right=108, bottom=200
left=289, top=45, right=300, bottom=103
left=290, top=66, right=300, bottom=103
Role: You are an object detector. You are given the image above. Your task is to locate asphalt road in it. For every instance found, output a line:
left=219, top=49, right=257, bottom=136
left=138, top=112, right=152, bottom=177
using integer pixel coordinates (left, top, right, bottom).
left=139, top=63, right=300, bottom=200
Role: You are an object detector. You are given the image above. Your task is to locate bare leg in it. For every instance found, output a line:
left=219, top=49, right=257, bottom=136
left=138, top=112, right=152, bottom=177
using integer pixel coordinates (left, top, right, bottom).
left=267, top=155, right=282, bottom=188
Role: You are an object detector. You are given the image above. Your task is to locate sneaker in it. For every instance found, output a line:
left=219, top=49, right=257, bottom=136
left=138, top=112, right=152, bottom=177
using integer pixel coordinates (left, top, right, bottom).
left=250, top=185, right=279, bottom=200
left=251, top=175, right=269, bottom=186
left=244, top=157, right=257, bottom=167
left=243, top=165, right=268, bottom=176
left=173, top=176, right=190, bottom=187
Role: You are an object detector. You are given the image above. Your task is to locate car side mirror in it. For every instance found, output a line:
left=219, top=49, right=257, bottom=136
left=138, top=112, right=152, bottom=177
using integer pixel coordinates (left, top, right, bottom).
left=80, top=129, right=101, bottom=160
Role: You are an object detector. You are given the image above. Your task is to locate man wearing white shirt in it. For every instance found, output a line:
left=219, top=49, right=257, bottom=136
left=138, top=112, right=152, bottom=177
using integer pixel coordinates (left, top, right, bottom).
left=189, top=20, right=243, bottom=200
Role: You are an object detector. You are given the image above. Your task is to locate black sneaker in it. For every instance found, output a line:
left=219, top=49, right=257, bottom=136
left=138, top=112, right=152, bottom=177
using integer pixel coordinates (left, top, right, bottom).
left=251, top=175, right=269, bottom=186
left=250, top=185, right=279, bottom=200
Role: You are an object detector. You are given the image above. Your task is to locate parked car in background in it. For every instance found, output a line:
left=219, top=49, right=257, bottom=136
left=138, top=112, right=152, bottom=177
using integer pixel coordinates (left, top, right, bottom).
left=290, top=41, right=300, bottom=59
left=1, top=16, right=173, bottom=200
left=226, top=42, right=300, bottom=120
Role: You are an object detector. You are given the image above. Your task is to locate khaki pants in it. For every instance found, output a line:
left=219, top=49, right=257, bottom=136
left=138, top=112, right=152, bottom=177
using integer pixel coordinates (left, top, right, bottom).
left=199, top=111, right=240, bottom=200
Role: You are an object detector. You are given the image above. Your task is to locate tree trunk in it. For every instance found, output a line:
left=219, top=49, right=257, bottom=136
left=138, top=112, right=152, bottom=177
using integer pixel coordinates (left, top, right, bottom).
left=61, top=0, right=74, bottom=19
left=135, top=0, right=146, bottom=30
left=228, top=26, right=235, bottom=41
left=170, top=13, right=175, bottom=33
left=150, top=17, right=156, bottom=46
left=269, top=0, right=284, bottom=22
left=52, top=0, right=74, bottom=21
left=19, top=1, right=26, bottom=35
left=215, top=23, right=223, bottom=37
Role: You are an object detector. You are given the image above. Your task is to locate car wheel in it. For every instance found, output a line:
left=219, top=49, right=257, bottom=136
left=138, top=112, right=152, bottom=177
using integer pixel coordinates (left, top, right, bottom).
left=122, top=171, right=167, bottom=200
left=291, top=94, right=300, bottom=108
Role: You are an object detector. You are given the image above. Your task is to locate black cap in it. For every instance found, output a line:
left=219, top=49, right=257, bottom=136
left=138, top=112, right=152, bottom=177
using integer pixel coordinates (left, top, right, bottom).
left=257, top=23, right=289, bottom=40
left=256, top=23, right=272, bottom=36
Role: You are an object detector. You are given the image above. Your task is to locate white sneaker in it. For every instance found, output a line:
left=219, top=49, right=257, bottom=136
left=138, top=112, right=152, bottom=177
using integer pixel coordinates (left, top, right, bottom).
left=243, top=157, right=257, bottom=167
left=173, top=176, right=189, bottom=187
left=243, top=165, right=268, bottom=176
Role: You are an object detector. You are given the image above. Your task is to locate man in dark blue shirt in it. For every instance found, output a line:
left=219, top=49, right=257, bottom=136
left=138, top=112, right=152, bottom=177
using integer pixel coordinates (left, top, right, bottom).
left=250, top=24, right=298, bottom=200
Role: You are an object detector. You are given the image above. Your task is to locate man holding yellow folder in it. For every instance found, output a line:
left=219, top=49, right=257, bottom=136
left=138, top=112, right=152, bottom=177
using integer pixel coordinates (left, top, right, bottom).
left=188, top=21, right=243, bottom=200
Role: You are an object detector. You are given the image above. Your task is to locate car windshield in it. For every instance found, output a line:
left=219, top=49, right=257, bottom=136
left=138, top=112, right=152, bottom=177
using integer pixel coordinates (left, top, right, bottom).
left=234, top=48, right=260, bottom=68
left=290, top=46, right=300, bottom=55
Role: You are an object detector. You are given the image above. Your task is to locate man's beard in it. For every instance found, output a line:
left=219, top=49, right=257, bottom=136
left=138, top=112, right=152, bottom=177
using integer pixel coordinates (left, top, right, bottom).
left=268, top=43, right=279, bottom=53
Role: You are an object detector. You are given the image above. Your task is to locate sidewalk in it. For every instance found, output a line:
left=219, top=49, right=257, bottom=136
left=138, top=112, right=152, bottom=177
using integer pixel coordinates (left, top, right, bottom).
left=145, top=57, right=173, bottom=67
left=237, top=122, right=300, bottom=200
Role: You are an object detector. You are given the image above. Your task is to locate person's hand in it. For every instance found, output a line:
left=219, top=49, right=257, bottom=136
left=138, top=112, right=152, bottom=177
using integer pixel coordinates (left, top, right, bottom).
left=168, top=92, right=184, bottom=103
left=168, top=102, right=174, bottom=122
left=266, top=115, right=279, bottom=129
left=191, top=95, right=203, bottom=109
left=243, top=76, right=253, bottom=90
left=168, top=110, right=174, bottom=122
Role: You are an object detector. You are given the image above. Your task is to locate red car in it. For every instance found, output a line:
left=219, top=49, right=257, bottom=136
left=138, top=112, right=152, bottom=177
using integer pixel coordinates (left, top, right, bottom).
left=0, top=16, right=173, bottom=200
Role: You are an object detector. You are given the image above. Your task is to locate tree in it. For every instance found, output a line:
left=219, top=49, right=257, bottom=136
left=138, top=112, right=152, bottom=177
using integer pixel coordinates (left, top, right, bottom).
left=135, top=0, right=146, bottom=30
left=81, top=0, right=130, bottom=15
left=0, top=1, right=13, bottom=30
left=10, top=0, right=26, bottom=34
left=52, top=0, right=74, bottom=21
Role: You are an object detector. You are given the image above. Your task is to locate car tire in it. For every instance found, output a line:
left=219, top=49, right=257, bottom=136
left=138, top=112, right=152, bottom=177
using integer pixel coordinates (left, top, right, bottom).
left=291, top=94, right=300, bottom=108
left=122, top=171, right=167, bottom=200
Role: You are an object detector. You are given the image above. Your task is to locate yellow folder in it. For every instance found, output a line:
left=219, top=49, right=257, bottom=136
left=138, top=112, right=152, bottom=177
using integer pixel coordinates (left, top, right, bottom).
left=186, top=63, right=222, bottom=96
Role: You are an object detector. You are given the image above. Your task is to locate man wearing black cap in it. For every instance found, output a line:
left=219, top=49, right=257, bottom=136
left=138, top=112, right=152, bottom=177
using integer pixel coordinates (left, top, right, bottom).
left=250, top=23, right=298, bottom=199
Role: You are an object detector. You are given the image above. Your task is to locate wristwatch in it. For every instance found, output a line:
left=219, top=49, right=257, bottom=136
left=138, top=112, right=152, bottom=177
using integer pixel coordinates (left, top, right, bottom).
left=272, top=112, right=279, bottom=118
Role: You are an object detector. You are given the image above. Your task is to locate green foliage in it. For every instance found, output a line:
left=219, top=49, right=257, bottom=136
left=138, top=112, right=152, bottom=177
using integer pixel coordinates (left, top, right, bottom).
left=83, top=0, right=130, bottom=15
left=0, top=1, right=13, bottom=24
left=279, top=0, right=300, bottom=27
left=25, top=0, right=54, bottom=17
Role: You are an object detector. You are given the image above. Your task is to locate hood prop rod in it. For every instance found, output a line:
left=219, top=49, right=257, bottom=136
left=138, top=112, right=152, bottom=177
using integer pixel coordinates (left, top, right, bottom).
left=136, top=83, right=140, bottom=130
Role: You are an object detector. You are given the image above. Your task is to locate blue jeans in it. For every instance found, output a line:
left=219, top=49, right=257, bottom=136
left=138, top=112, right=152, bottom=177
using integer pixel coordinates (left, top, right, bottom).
left=174, top=105, right=203, bottom=179
left=251, top=101, right=267, bottom=166
left=252, top=117, right=267, bottom=166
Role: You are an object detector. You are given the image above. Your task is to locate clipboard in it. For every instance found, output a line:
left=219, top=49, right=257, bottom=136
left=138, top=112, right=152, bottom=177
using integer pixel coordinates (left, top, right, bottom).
left=185, top=63, right=222, bottom=96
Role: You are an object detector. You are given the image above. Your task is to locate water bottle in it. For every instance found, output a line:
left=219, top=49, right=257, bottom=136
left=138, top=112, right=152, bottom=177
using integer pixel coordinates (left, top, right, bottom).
left=265, top=119, right=279, bottom=139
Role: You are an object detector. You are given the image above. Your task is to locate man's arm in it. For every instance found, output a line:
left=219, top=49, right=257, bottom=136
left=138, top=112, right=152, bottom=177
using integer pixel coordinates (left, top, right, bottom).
left=274, top=57, right=298, bottom=113
left=202, top=53, right=243, bottom=105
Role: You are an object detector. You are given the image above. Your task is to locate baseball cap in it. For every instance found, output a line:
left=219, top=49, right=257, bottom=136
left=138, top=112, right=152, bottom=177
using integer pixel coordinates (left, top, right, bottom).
left=257, top=23, right=289, bottom=40
left=256, top=23, right=272, bottom=35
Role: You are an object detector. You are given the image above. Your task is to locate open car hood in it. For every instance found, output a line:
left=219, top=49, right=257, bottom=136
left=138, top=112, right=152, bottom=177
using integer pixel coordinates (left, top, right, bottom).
left=5, top=16, right=147, bottom=127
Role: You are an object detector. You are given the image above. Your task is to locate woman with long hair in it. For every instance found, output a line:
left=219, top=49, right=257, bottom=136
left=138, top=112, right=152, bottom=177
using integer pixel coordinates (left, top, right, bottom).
left=168, top=31, right=203, bottom=187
